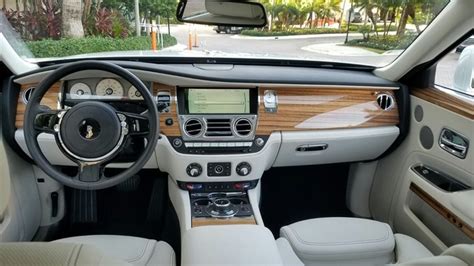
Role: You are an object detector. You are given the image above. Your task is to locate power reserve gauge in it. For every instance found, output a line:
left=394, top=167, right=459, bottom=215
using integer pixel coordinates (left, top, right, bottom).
left=70, top=83, right=92, bottom=99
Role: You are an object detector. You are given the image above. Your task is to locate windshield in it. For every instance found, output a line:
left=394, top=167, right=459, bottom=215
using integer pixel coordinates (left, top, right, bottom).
left=1, top=0, right=449, bottom=67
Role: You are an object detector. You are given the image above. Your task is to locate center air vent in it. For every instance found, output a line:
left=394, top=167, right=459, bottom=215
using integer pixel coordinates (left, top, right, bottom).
left=205, top=118, right=232, bottom=137
left=184, top=118, right=203, bottom=137
left=234, top=118, right=252, bottom=136
left=376, top=93, right=394, bottom=110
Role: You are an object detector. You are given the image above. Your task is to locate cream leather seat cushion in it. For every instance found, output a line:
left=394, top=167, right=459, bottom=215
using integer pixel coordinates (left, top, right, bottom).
left=0, top=242, right=129, bottom=265
left=397, top=244, right=474, bottom=266
left=281, top=217, right=396, bottom=265
left=56, top=235, right=175, bottom=266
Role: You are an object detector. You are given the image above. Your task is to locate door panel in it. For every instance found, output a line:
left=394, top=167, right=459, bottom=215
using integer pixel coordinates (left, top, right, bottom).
left=370, top=91, right=473, bottom=254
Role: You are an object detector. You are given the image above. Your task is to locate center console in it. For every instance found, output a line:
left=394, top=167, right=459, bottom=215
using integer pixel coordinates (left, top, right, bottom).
left=156, top=87, right=281, bottom=183
left=168, top=87, right=268, bottom=156
left=177, top=180, right=259, bottom=227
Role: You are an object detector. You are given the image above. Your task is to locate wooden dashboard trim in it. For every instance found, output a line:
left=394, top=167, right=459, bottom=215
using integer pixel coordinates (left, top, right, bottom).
left=15, top=83, right=61, bottom=128
left=256, top=87, right=399, bottom=135
left=192, top=216, right=256, bottom=227
left=410, top=183, right=474, bottom=240
left=15, top=84, right=400, bottom=136
left=411, top=87, right=473, bottom=120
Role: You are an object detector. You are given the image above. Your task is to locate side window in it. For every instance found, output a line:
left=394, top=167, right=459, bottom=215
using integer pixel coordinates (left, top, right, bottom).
left=435, top=34, right=474, bottom=97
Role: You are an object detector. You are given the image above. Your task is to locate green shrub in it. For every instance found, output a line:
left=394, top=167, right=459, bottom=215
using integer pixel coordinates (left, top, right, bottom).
left=358, top=25, right=371, bottom=40
left=345, top=34, right=417, bottom=51
left=241, top=24, right=398, bottom=37
left=342, top=24, right=398, bottom=33
left=27, top=35, right=177, bottom=58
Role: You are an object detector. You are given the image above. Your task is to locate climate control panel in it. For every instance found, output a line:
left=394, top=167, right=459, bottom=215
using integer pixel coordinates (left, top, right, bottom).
left=185, top=162, right=253, bottom=178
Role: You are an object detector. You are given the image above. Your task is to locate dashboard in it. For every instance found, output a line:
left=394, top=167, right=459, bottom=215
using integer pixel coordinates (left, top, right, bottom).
left=7, top=62, right=405, bottom=183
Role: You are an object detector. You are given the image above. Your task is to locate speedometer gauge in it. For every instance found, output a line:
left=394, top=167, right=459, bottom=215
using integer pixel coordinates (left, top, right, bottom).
left=70, top=83, right=92, bottom=99
left=95, top=79, right=124, bottom=97
left=128, top=86, right=143, bottom=100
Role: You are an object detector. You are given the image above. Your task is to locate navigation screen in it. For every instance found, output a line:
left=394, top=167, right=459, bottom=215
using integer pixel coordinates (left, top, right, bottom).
left=187, top=89, right=250, bottom=114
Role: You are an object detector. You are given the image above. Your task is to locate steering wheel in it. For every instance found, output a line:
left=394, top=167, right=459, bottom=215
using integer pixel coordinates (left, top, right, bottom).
left=24, top=61, right=159, bottom=190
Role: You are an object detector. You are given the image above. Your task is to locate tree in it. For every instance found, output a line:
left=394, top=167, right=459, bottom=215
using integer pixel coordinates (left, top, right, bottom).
left=62, top=0, right=84, bottom=37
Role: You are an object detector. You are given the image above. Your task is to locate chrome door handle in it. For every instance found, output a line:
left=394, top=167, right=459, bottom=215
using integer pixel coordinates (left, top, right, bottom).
left=439, top=128, right=469, bottom=159
left=296, top=144, right=328, bottom=152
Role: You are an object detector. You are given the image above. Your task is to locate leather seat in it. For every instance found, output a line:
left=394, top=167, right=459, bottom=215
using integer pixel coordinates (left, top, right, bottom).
left=279, top=217, right=434, bottom=266
left=0, top=235, right=175, bottom=266
left=56, top=235, right=176, bottom=266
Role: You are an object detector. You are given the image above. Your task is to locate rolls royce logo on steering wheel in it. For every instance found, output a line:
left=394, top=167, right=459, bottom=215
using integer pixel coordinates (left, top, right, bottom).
left=85, top=125, right=94, bottom=139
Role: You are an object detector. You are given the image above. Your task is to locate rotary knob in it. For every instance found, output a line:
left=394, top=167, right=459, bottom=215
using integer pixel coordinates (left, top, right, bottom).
left=186, top=163, right=202, bottom=177
left=236, top=162, right=251, bottom=176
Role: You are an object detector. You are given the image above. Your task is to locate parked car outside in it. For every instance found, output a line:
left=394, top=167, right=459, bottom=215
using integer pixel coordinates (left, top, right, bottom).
left=214, top=26, right=244, bottom=34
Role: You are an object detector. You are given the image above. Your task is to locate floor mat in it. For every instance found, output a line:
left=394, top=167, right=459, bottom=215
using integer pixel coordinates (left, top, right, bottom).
left=58, top=169, right=180, bottom=255
left=260, top=164, right=353, bottom=237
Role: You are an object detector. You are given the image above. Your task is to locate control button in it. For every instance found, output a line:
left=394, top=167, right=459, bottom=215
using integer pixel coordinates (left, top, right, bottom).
left=234, top=182, right=251, bottom=190
left=201, top=142, right=210, bottom=147
left=165, top=118, right=174, bottom=126
left=172, top=138, right=183, bottom=148
left=255, top=138, right=265, bottom=147
left=218, top=143, right=227, bottom=147
left=185, top=142, right=195, bottom=147
left=235, top=142, right=244, bottom=147
left=214, top=165, right=224, bottom=174
left=227, top=142, right=236, bottom=147
left=186, top=163, right=202, bottom=177
left=194, top=142, right=202, bottom=147
left=208, top=162, right=231, bottom=176
left=186, top=183, right=203, bottom=190
left=236, top=162, right=252, bottom=176
left=243, top=142, right=252, bottom=147
left=210, top=143, right=219, bottom=147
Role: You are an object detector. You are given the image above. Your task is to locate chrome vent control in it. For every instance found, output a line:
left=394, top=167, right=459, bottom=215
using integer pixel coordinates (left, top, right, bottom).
left=263, top=90, right=278, bottom=112
left=234, top=118, right=252, bottom=136
left=156, top=91, right=171, bottom=113
left=184, top=118, right=203, bottom=137
left=376, top=93, right=394, bottom=110
left=21, top=87, right=35, bottom=104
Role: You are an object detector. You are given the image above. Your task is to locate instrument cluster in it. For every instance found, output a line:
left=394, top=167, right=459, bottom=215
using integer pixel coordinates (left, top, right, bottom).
left=67, top=78, right=148, bottom=100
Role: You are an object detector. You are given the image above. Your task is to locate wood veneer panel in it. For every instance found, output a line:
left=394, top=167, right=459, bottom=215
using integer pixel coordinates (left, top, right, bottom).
left=153, top=83, right=181, bottom=136
left=411, top=87, right=473, bottom=120
left=256, top=87, right=399, bottom=135
left=15, top=84, right=61, bottom=128
left=192, top=216, right=256, bottom=227
left=410, top=183, right=474, bottom=240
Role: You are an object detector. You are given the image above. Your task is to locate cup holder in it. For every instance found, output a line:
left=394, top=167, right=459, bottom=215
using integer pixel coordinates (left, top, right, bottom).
left=229, top=198, right=248, bottom=205
left=193, top=199, right=212, bottom=206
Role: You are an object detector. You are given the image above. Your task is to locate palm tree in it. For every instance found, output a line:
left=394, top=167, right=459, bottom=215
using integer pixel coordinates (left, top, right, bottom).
left=62, top=0, right=84, bottom=37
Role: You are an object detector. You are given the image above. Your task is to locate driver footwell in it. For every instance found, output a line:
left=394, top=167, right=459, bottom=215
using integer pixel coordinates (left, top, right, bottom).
left=55, top=169, right=180, bottom=256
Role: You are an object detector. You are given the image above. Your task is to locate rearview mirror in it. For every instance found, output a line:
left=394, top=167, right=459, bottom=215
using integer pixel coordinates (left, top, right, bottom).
left=176, top=0, right=267, bottom=27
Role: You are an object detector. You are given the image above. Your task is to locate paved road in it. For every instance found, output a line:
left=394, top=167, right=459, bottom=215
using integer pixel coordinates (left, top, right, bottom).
left=167, top=24, right=397, bottom=66
left=164, top=24, right=461, bottom=91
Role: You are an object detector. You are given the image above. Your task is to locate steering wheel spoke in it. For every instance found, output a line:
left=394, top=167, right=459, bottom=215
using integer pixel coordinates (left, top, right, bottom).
left=118, top=111, right=150, bottom=137
left=32, top=107, right=65, bottom=135
left=75, top=162, right=105, bottom=183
